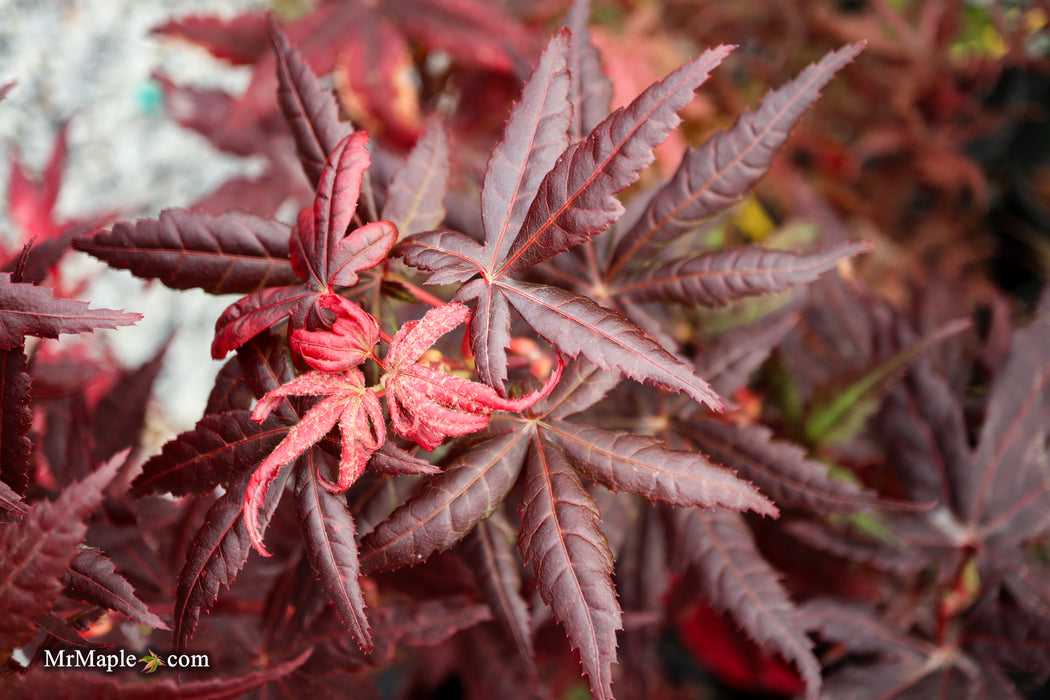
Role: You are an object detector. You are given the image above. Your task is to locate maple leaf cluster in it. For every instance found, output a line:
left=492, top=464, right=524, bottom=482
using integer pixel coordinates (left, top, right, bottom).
left=6, top=1, right=1050, bottom=698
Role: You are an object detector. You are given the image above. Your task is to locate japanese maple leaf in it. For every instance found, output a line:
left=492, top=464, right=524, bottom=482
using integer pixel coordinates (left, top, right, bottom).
left=246, top=366, right=384, bottom=556
left=212, top=131, right=396, bottom=358
left=290, top=293, right=380, bottom=372
left=382, top=303, right=562, bottom=451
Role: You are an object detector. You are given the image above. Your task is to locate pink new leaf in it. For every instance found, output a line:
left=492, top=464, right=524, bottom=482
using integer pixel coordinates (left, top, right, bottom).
left=246, top=368, right=384, bottom=555
left=382, top=303, right=562, bottom=450
left=327, top=220, right=397, bottom=286
left=291, top=294, right=380, bottom=372
left=309, top=131, right=370, bottom=281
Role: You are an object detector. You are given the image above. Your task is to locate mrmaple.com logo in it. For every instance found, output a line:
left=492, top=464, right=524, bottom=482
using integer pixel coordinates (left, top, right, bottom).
left=42, top=648, right=209, bottom=673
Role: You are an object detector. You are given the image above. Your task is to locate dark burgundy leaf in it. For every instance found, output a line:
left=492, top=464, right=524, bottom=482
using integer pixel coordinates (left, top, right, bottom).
left=294, top=451, right=371, bottom=651
left=612, top=243, right=869, bottom=307
left=0, top=273, right=141, bottom=349
left=964, top=602, right=1050, bottom=675
left=187, top=157, right=313, bottom=218
left=1, top=345, right=31, bottom=495
left=499, top=46, right=732, bottom=275
left=803, top=599, right=934, bottom=658
left=481, top=30, right=572, bottom=267
left=92, top=337, right=168, bottom=462
left=458, top=279, right=513, bottom=391
left=369, top=594, right=492, bottom=664
left=151, top=71, right=263, bottom=157
left=501, top=279, right=721, bottom=409
left=538, top=357, right=620, bottom=420
left=37, top=612, right=109, bottom=650
left=803, top=317, right=970, bottom=446
left=74, top=210, right=300, bottom=294
left=153, top=13, right=270, bottom=65
left=61, top=548, right=167, bottom=629
left=268, top=15, right=351, bottom=188
left=205, top=356, right=255, bottom=414
left=172, top=462, right=292, bottom=652
left=964, top=317, right=1050, bottom=531
left=131, top=411, right=288, bottom=498
left=10, top=218, right=104, bottom=286
left=565, top=0, right=612, bottom=141
left=694, top=300, right=802, bottom=396
left=783, top=519, right=928, bottom=577
left=397, top=230, right=487, bottom=285
left=0, top=81, right=13, bottom=102
left=878, top=356, right=971, bottom=510
left=461, top=509, right=536, bottom=676
left=0, top=478, right=26, bottom=520
left=671, top=508, right=821, bottom=699
left=610, top=43, right=864, bottom=271
left=381, top=117, right=449, bottom=236
left=39, top=393, right=93, bottom=486
left=9, top=649, right=310, bottom=699
left=541, top=419, right=776, bottom=514
left=360, top=428, right=530, bottom=572
left=236, top=330, right=297, bottom=399
left=518, top=436, right=621, bottom=700
left=457, top=624, right=549, bottom=700
left=0, top=456, right=119, bottom=653
left=982, top=547, right=1050, bottom=616
left=679, top=418, right=887, bottom=515
left=367, top=441, right=440, bottom=477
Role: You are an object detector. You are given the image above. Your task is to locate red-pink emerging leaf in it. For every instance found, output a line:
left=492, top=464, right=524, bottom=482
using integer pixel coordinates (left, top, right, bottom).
left=383, top=303, right=562, bottom=450
left=211, top=284, right=317, bottom=359
left=291, top=294, right=379, bottom=372
left=308, top=131, right=371, bottom=282
left=154, top=13, right=270, bottom=65
left=327, top=220, right=397, bottom=286
left=247, top=368, right=384, bottom=555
